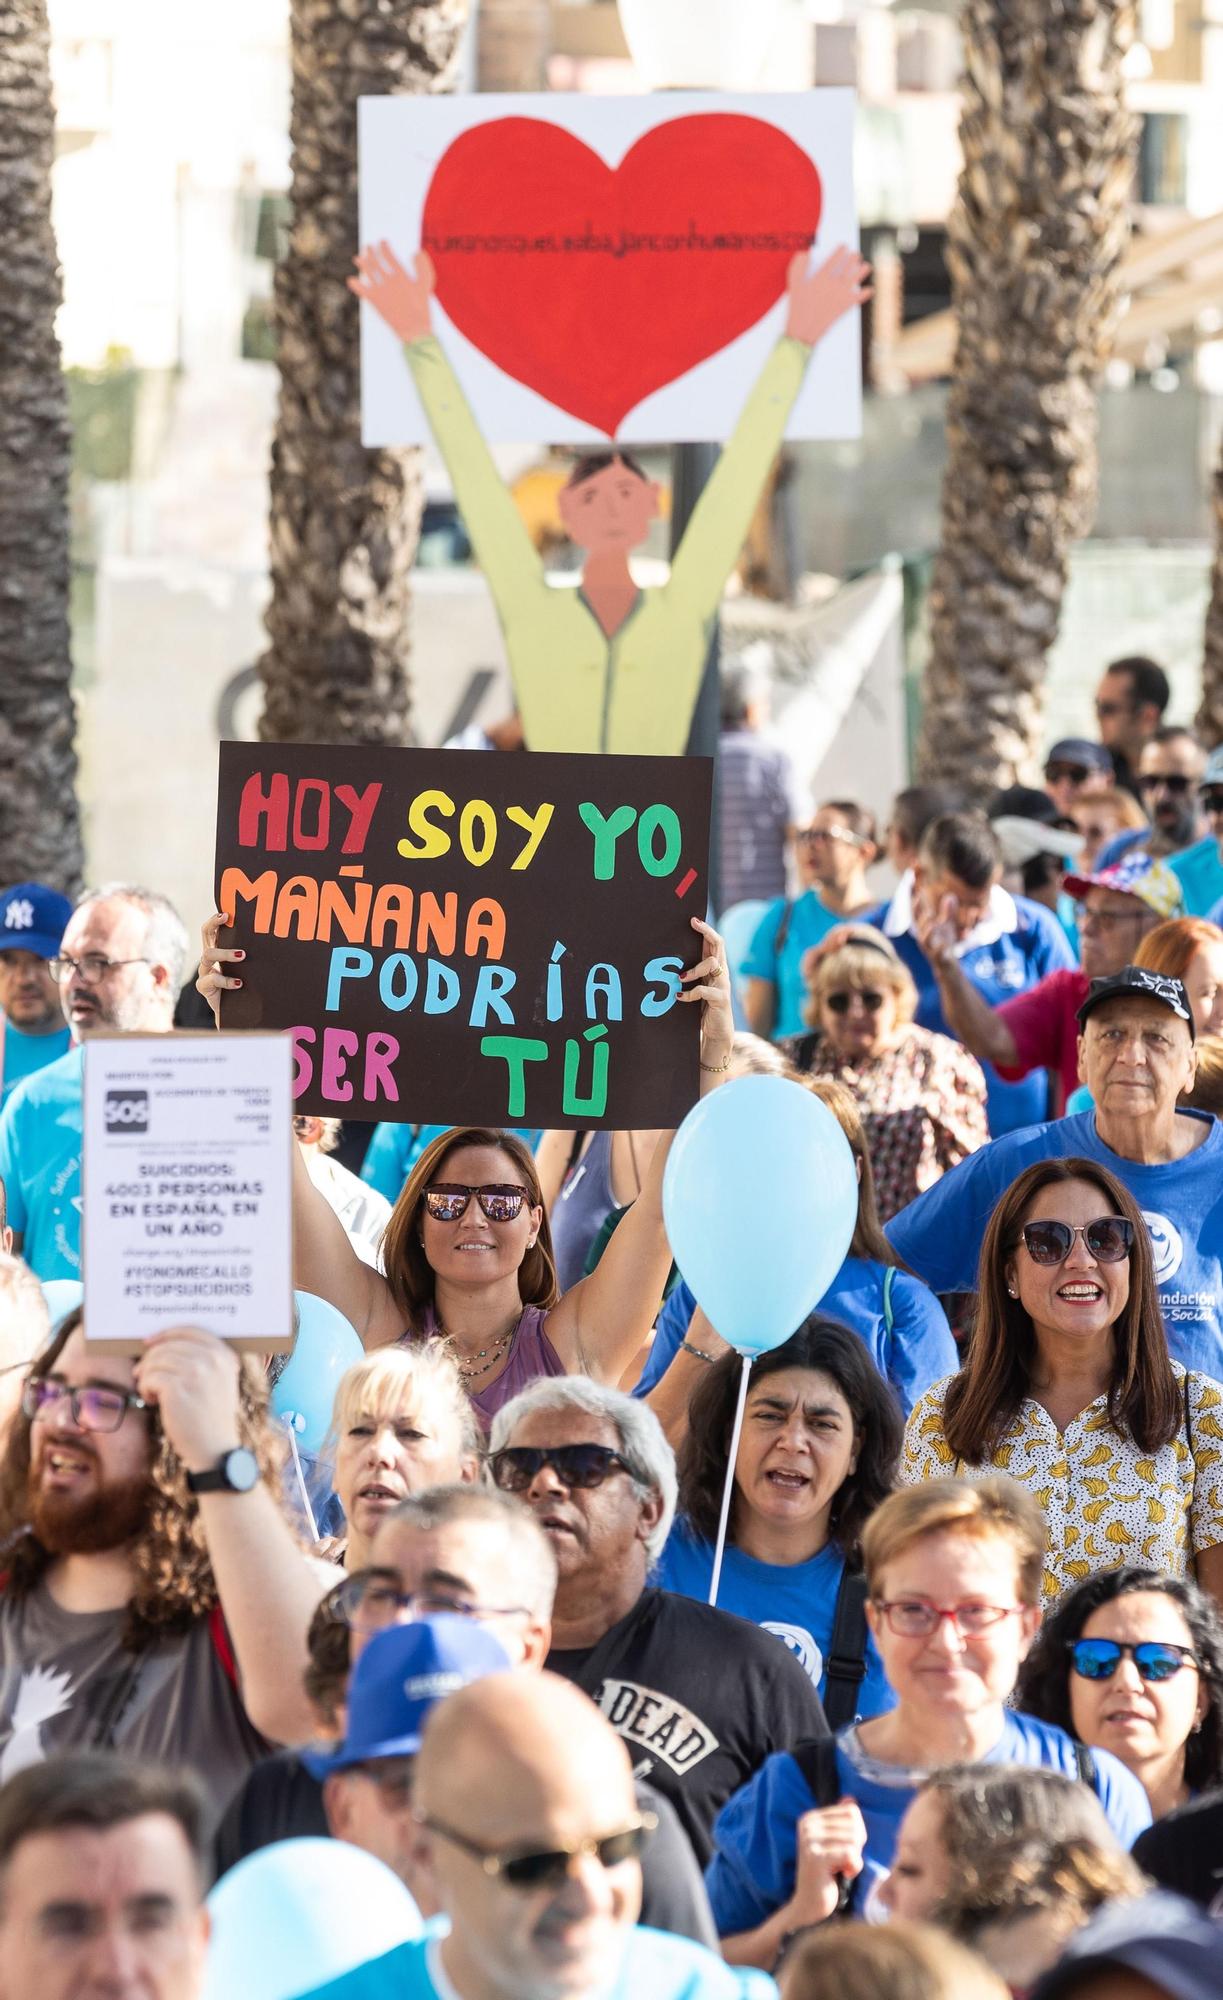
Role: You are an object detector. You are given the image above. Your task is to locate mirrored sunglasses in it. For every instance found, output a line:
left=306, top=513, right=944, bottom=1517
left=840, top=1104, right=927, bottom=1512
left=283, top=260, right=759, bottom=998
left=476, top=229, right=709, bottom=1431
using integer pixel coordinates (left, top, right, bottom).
left=1069, top=1638, right=1198, bottom=1683
left=423, top=1183, right=528, bottom=1223
left=1020, top=1217, right=1134, bottom=1266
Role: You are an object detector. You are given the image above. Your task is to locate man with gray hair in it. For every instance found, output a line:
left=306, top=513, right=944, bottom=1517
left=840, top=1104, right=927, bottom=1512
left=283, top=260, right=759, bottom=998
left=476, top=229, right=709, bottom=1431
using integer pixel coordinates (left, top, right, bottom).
left=0, top=883, right=188, bottom=1278
left=490, top=1379, right=827, bottom=1863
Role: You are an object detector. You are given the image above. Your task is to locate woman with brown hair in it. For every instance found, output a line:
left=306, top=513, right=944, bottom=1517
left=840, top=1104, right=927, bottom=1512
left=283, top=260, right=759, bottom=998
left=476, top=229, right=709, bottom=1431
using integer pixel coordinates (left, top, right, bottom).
left=902, top=1157, right=1223, bottom=1606
left=198, top=915, right=735, bottom=1425
left=786, top=930, right=989, bottom=1219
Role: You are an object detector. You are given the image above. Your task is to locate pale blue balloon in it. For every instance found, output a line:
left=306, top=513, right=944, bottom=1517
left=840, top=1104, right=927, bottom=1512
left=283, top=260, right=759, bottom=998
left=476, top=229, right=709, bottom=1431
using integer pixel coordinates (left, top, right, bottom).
left=662, top=1075, right=858, bottom=1356
left=40, top=1279, right=83, bottom=1331
left=203, top=1837, right=422, bottom=2000
left=270, top=1290, right=364, bottom=1455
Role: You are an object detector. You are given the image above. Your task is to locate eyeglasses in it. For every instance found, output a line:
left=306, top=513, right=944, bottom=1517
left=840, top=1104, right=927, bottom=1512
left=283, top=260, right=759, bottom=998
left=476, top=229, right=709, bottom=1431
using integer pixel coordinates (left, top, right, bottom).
left=1137, top=773, right=1194, bottom=796
left=346, top=1758, right=416, bottom=1808
left=1200, top=789, right=1223, bottom=816
left=47, top=954, right=151, bottom=986
left=825, top=989, right=885, bottom=1016
left=418, top=1812, right=656, bottom=1890
left=332, top=1569, right=530, bottom=1633
left=1045, top=764, right=1090, bottom=786
left=22, top=1377, right=149, bottom=1433
left=800, top=825, right=868, bottom=849
left=873, top=1600, right=1023, bottom=1638
left=1069, top=1638, right=1199, bottom=1683
left=422, top=1183, right=529, bottom=1224
left=1020, top=1217, right=1134, bottom=1266
left=489, top=1443, right=632, bottom=1493
left=1074, top=904, right=1148, bottom=931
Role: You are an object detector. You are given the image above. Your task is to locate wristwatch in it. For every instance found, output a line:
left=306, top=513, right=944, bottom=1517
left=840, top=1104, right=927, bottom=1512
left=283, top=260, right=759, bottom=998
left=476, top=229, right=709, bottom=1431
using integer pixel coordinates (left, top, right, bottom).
left=185, top=1447, right=260, bottom=1496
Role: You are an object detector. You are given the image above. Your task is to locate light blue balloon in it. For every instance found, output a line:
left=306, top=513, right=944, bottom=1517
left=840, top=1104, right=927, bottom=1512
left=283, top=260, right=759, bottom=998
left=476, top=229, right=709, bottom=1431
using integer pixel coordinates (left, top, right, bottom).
left=662, top=1075, right=858, bottom=1356
left=40, top=1279, right=83, bottom=1331
left=270, top=1290, right=364, bottom=1455
left=203, top=1837, right=422, bottom=2000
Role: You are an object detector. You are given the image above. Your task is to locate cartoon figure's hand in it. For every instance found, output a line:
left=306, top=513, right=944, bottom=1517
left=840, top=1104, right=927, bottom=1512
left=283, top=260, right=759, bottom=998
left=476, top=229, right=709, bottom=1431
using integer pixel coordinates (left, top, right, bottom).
left=784, top=245, right=872, bottom=348
left=348, top=242, right=436, bottom=344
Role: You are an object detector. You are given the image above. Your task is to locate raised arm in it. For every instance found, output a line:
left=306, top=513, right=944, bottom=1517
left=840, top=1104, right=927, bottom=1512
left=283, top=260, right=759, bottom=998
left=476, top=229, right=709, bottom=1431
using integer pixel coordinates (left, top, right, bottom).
left=913, top=894, right=1020, bottom=1069
left=136, top=1329, right=334, bottom=1745
left=349, top=243, right=545, bottom=629
left=547, top=920, right=735, bottom=1383
left=196, top=915, right=402, bottom=1351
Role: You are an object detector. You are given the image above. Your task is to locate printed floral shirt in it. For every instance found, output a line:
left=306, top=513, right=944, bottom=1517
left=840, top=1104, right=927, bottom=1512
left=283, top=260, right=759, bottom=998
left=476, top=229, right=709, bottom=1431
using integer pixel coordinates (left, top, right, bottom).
left=902, top=1366, right=1223, bottom=1602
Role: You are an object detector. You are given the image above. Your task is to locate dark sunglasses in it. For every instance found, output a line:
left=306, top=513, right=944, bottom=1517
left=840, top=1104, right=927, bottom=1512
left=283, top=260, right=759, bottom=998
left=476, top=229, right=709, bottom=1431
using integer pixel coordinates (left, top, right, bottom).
left=1045, top=763, right=1090, bottom=786
left=419, top=1812, right=655, bottom=1889
left=1069, top=1638, right=1199, bottom=1683
left=1020, top=1217, right=1135, bottom=1266
left=825, top=989, right=885, bottom=1015
left=1137, top=772, right=1194, bottom=796
left=423, top=1182, right=529, bottom=1223
left=489, top=1442, right=631, bottom=1492
left=1201, top=789, right=1223, bottom=815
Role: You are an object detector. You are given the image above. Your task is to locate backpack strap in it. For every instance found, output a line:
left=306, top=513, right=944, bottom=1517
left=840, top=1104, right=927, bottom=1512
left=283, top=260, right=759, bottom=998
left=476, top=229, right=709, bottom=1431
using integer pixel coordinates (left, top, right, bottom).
left=791, top=1733, right=842, bottom=1808
left=882, top=1264, right=897, bottom=1335
left=1073, top=1742, right=1097, bottom=1790
left=821, top=1568, right=871, bottom=1733
left=209, top=1605, right=240, bottom=1690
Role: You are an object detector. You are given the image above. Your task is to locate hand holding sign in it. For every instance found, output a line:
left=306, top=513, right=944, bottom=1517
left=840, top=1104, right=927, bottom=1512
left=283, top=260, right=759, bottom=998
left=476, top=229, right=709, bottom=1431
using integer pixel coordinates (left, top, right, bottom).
left=135, top=1327, right=247, bottom=1476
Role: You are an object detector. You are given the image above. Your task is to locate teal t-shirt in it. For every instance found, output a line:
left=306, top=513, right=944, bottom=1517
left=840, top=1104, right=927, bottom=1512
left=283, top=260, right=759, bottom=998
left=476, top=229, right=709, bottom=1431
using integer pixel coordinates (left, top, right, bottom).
left=1, top=1021, right=71, bottom=1106
left=1170, top=836, right=1223, bottom=916
left=294, top=1927, right=776, bottom=1999
left=741, top=890, right=841, bottom=1039
left=0, top=1045, right=83, bottom=1278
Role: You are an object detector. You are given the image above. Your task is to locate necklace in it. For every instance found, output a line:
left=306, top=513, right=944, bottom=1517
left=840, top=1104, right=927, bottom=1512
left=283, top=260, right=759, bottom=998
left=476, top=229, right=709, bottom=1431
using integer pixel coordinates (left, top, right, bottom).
left=436, top=1312, right=521, bottom=1383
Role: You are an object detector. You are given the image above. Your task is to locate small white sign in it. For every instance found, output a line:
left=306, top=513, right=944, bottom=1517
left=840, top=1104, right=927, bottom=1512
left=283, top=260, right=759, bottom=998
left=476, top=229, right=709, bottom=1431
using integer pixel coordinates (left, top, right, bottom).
left=81, top=1033, right=293, bottom=1352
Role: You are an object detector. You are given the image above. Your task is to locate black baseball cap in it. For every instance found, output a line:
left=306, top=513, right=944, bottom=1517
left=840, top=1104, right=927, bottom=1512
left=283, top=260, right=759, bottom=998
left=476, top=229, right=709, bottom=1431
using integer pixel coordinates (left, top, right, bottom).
left=1076, top=966, right=1194, bottom=1039
left=1032, top=1891, right=1222, bottom=2000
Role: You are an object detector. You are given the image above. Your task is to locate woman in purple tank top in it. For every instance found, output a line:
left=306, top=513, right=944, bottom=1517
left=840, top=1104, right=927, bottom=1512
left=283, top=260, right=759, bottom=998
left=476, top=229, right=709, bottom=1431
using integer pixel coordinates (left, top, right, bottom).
left=242, top=918, right=734, bottom=1422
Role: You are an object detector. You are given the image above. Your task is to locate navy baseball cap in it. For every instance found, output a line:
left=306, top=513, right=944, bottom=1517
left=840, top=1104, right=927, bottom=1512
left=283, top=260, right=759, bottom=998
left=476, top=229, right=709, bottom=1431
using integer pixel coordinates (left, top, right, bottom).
left=304, top=1614, right=511, bottom=1779
left=1032, top=1891, right=1222, bottom=2000
left=1045, top=739, right=1114, bottom=777
left=0, top=883, right=72, bottom=961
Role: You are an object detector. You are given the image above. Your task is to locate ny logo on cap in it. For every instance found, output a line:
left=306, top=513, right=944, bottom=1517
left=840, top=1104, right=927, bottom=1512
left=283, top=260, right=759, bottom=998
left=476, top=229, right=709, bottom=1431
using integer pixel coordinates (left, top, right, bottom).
left=4, top=900, right=34, bottom=932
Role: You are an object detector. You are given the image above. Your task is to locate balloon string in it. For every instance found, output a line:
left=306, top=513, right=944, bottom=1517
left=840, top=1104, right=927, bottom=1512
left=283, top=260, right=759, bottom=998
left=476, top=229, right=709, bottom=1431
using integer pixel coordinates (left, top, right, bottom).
left=284, top=1417, right=320, bottom=1543
left=709, top=1351, right=752, bottom=1609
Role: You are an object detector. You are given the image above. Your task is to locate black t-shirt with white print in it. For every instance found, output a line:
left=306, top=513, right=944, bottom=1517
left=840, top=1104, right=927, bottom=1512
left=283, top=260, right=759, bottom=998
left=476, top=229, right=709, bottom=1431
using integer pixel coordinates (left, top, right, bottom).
left=547, top=1586, right=828, bottom=1865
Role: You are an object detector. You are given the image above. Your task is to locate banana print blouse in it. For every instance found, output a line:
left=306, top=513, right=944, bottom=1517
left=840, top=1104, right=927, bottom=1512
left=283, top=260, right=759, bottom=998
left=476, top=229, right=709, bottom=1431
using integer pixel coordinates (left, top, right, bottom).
left=901, top=1365, right=1223, bottom=1603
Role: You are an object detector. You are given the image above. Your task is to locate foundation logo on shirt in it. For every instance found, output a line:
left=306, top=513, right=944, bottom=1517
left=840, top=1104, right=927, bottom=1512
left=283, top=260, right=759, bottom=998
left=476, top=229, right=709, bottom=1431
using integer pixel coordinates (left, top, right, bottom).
left=1142, top=1211, right=1183, bottom=1283
left=594, top=1679, right=718, bottom=1774
left=762, top=1622, right=823, bottom=1688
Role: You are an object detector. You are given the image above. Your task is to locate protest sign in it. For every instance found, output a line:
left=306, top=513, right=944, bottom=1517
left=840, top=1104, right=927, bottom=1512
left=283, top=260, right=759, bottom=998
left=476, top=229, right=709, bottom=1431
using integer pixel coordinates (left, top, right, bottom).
left=213, top=742, right=713, bottom=1131
left=356, top=90, right=859, bottom=446
left=81, top=1033, right=294, bottom=1353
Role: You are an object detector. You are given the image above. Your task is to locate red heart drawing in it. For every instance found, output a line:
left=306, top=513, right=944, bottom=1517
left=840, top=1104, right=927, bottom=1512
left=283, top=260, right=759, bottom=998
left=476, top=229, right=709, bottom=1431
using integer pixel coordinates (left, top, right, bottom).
left=421, top=114, right=823, bottom=437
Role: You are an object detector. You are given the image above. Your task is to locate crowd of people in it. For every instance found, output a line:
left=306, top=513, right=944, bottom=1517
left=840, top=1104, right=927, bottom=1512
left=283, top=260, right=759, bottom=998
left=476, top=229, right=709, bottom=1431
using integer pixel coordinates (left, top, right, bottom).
left=0, top=652, right=1222, bottom=1995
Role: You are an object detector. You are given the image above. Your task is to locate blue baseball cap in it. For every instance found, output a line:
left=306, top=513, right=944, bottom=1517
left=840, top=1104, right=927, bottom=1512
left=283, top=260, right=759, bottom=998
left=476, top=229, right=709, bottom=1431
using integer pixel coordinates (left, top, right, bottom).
left=0, top=883, right=72, bottom=961
left=1032, top=1891, right=1222, bottom=2000
left=304, top=1614, right=511, bottom=1779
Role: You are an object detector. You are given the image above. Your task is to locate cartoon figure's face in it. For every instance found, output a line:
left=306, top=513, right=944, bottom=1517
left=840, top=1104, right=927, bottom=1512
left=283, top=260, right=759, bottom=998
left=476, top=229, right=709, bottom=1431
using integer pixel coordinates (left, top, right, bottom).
left=557, top=459, right=661, bottom=557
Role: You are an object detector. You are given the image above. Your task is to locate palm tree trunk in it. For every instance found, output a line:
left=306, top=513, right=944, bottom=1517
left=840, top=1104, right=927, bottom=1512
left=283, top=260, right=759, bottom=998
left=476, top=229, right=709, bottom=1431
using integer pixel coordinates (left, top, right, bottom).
left=918, top=1, right=1139, bottom=796
left=259, top=0, right=469, bottom=746
left=0, top=1, right=84, bottom=892
left=1197, top=455, right=1223, bottom=747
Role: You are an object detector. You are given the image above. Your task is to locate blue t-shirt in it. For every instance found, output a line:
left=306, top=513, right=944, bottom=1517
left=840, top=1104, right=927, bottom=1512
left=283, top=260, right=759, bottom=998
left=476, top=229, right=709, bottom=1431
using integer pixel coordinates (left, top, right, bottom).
left=0, top=1045, right=83, bottom=1279
left=633, top=1264, right=957, bottom=1420
left=886, top=1107, right=1223, bottom=1377
left=741, top=892, right=842, bottom=1040
left=1, top=1021, right=71, bottom=1106
left=704, top=1710, right=1151, bottom=1936
left=861, top=893, right=1076, bottom=1137
left=656, top=1521, right=894, bottom=1723
left=1169, top=835, right=1223, bottom=917
left=360, top=1122, right=542, bottom=1204
left=293, top=1926, right=776, bottom=2000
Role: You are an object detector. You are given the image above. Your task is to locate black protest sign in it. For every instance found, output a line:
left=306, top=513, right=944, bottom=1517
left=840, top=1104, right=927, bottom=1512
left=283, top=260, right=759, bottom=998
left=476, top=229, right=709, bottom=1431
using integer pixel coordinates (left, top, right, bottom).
left=214, top=743, right=713, bottom=1128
